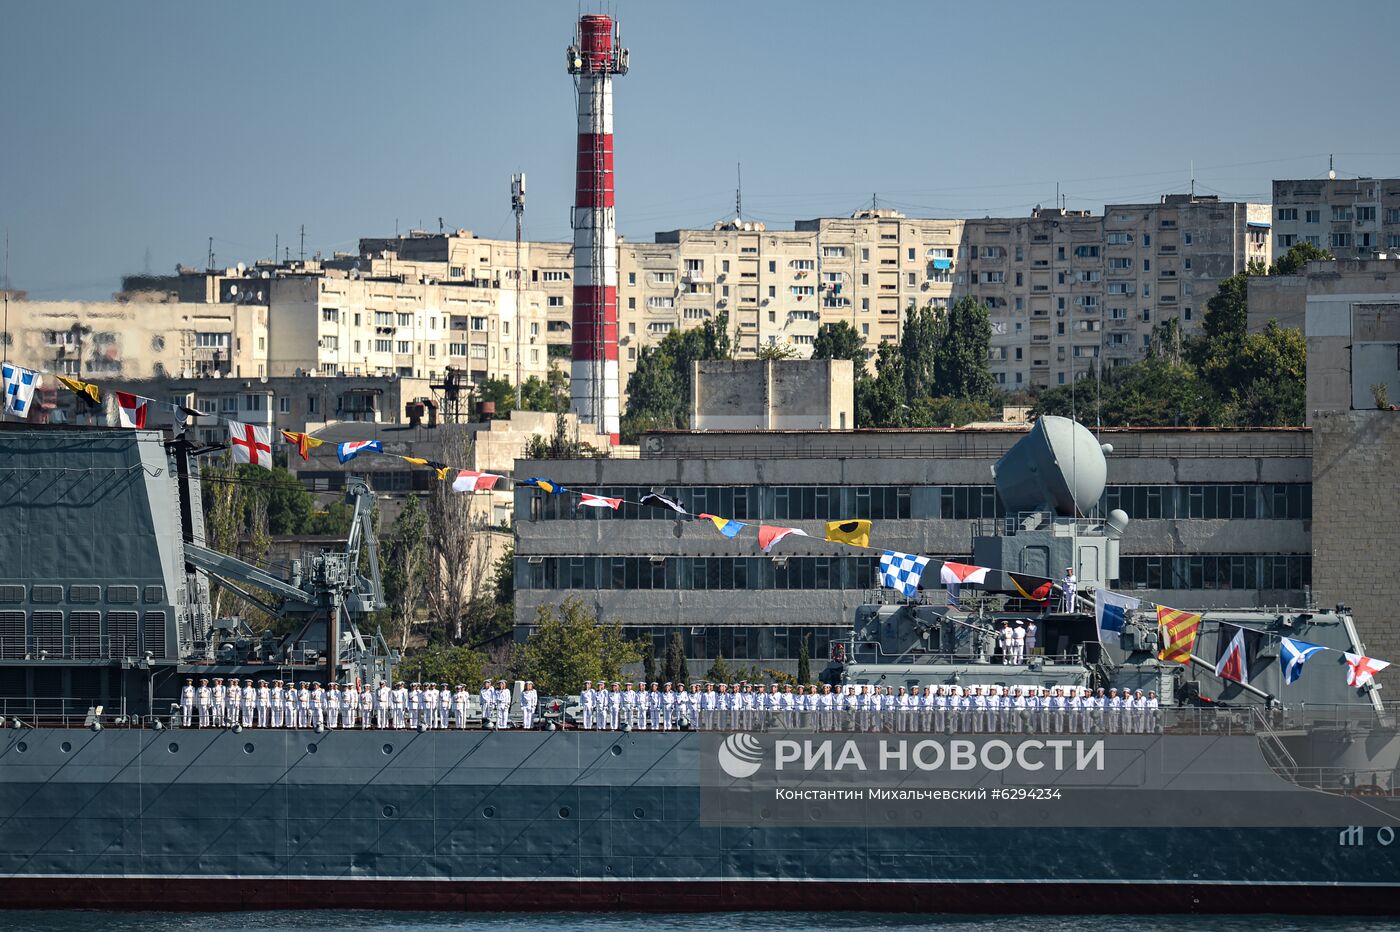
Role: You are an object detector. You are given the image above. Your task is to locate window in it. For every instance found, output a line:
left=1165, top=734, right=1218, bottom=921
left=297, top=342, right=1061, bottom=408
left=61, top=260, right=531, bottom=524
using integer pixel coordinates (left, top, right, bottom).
left=242, top=394, right=265, bottom=412
left=1305, top=210, right=1320, bottom=224
left=1106, top=233, right=1133, bottom=245
left=907, top=248, right=916, bottom=261
left=860, top=248, right=869, bottom=262
left=1183, top=233, right=1192, bottom=246
left=374, top=311, right=393, bottom=327
left=1109, top=257, right=1132, bottom=269
left=1184, top=258, right=1191, bottom=270
left=449, top=266, right=465, bottom=279
left=1330, top=232, right=1352, bottom=249
left=374, top=339, right=392, bottom=353
left=1073, top=245, right=1100, bottom=258
left=195, top=332, right=229, bottom=348
left=1110, top=307, right=1128, bottom=320
left=542, top=270, right=569, bottom=282
left=822, top=246, right=846, bottom=258
left=1356, top=206, right=1376, bottom=222
left=307, top=396, right=320, bottom=415
left=768, top=261, right=776, bottom=273
left=396, top=341, right=410, bottom=353
left=1277, top=208, right=1297, bottom=221
left=321, top=335, right=338, bottom=351
left=648, top=322, right=674, bottom=334
left=979, top=271, right=1004, bottom=284
left=469, top=345, right=487, bottom=359
left=548, top=296, right=565, bottom=307
left=448, top=342, right=467, bottom=356
left=653, top=271, right=676, bottom=284
left=397, top=313, right=412, bottom=327
left=1077, top=270, right=1101, bottom=283
left=647, top=296, right=675, bottom=309
left=1385, top=209, right=1400, bottom=224
left=790, top=286, right=815, bottom=297
left=628, top=272, right=636, bottom=285
left=470, top=316, right=487, bottom=331
left=321, top=308, right=339, bottom=322
left=276, top=397, right=290, bottom=414
left=220, top=396, right=237, bottom=413
left=1142, top=259, right=1150, bottom=272
left=1332, top=206, right=1353, bottom=222
left=685, top=258, right=704, bottom=272
left=1107, top=282, right=1134, bottom=295
left=791, top=259, right=814, bottom=271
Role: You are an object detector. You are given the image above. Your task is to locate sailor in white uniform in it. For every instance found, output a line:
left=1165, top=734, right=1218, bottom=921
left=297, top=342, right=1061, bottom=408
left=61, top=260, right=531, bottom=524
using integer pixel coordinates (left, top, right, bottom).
left=607, top=683, right=622, bottom=730
left=1025, top=620, right=1038, bottom=658
left=478, top=680, right=495, bottom=729
left=284, top=681, right=299, bottom=729
left=700, top=684, right=716, bottom=730
left=326, top=683, right=340, bottom=729
left=196, top=678, right=211, bottom=728
left=661, top=682, right=676, bottom=731
left=211, top=678, right=225, bottom=728
left=181, top=679, right=195, bottom=727
left=580, top=680, right=595, bottom=730
left=998, top=622, right=1014, bottom=665
left=1012, top=622, right=1027, bottom=665
left=241, top=680, right=256, bottom=728
left=521, top=681, right=538, bottom=730
left=494, top=680, right=511, bottom=730
left=390, top=681, right=408, bottom=729
left=342, top=681, right=357, bottom=729
left=407, top=683, right=422, bottom=729
left=374, top=681, right=389, bottom=729
left=454, top=685, right=470, bottom=729
left=256, top=679, right=271, bottom=729
left=1061, top=568, right=1077, bottom=614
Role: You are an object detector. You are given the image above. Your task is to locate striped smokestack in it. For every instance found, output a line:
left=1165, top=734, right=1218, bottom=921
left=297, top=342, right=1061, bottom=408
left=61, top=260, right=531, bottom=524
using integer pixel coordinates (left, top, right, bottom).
left=567, top=14, right=627, bottom=443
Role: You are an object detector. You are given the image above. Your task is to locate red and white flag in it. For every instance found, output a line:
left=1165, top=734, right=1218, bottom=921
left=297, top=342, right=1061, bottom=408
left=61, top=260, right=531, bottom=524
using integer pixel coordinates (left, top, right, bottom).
left=758, top=525, right=808, bottom=553
left=115, top=391, right=148, bottom=429
left=939, top=562, right=991, bottom=586
left=578, top=493, right=623, bottom=510
left=451, top=470, right=503, bottom=493
left=1344, top=652, right=1391, bottom=687
left=229, top=421, right=273, bottom=469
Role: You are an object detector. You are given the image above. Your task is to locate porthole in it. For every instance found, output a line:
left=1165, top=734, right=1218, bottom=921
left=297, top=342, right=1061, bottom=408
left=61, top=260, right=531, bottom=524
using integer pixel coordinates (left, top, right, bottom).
left=610, top=745, right=622, bottom=756
left=482, top=806, right=496, bottom=819
left=382, top=805, right=396, bottom=818
left=633, top=808, right=645, bottom=819
left=307, top=743, right=318, bottom=754
left=558, top=807, right=571, bottom=819
left=60, top=742, right=72, bottom=753
left=382, top=743, right=394, bottom=755
left=16, top=742, right=27, bottom=753
left=243, top=742, right=255, bottom=754
left=168, top=742, right=179, bottom=754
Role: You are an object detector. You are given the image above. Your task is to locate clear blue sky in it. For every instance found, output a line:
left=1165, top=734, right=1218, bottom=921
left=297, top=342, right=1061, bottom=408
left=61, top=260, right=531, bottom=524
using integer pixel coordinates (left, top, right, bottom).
left=4, top=0, right=1399, bottom=300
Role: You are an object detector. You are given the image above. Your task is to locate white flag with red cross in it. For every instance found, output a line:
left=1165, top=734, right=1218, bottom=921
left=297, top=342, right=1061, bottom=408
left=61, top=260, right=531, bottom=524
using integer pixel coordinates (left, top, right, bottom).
left=229, top=421, right=273, bottom=469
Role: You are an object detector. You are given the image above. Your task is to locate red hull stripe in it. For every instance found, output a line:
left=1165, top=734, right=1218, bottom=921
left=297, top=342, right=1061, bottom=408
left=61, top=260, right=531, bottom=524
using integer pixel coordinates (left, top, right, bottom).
left=0, top=877, right=1397, bottom=914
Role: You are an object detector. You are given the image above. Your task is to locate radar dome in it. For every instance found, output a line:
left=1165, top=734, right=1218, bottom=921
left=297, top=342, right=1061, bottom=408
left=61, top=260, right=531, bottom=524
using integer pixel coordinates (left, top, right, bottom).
left=991, top=416, right=1107, bottom=517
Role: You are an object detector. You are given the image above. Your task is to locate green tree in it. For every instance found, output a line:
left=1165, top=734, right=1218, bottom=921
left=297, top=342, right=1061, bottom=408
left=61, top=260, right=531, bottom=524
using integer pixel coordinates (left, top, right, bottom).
left=933, top=296, right=996, bottom=402
left=381, top=495, right=428, bottom=651
left=663, top=632, right=690, bottom=686
left=642, top=649, right=657, bottom=684
left=811, top=321, right=868, bottom=377
left=906, top=396, right=994, bottom=428
left=1270, top=241, right=1333, bottom=276
left=515, top=597, right=641, bottom=694
left=1218, top=321, right=1307, bottom=426
left=620, top=312, right=732, bottom=440
left=796, top=634, right=811, bottom=685
left=863, top=341, right=909, bottom=427
left=754, top=342, right=800, bottom=360
left=706, top=654, right=736, bottom=683
left=306, top=500, right=354, bottom=536
left=406, top=643, right=487, bottom=689
left=1201, top=271, right=1253, bottom=349
left=900, top=303, right=944, bottom=401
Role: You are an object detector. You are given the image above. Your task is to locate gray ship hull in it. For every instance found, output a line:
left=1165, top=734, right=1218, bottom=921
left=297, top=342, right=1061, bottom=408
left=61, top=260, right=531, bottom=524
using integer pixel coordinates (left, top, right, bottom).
left=1, top=726, right=1398, bottom=914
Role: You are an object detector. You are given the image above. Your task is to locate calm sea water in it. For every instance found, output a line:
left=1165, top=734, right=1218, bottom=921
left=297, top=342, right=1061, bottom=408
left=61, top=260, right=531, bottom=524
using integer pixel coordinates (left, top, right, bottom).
left=8, top=914, right=1400, bottom=932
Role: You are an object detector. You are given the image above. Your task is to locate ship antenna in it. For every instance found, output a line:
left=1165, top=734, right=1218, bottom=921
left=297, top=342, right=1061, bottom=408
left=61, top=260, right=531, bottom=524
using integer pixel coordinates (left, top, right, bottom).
left=1, top=231, right=8, bottom=424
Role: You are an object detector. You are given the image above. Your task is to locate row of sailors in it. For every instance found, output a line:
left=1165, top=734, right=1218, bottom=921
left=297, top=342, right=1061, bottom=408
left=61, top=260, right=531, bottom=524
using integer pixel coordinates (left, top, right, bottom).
left=180, top=678, right=541, bottom=730
left=578, top=681, right=1162, bottom=733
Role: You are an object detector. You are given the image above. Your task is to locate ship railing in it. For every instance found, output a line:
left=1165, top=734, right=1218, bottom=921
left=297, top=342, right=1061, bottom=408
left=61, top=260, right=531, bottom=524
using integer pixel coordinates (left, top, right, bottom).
left=0, top=635, right=144, bottom=662
left=0, top=695, right=134, bottom=729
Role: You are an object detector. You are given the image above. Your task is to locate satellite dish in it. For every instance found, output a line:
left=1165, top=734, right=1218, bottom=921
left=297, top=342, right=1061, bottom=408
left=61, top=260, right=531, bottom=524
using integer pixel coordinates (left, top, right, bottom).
left=228, top=285, right=237, bottom=296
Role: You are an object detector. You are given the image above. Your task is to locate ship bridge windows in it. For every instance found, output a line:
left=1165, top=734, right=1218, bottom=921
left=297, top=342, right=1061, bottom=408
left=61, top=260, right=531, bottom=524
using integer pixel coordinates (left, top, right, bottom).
left=107, top=586, right=138, bottom=605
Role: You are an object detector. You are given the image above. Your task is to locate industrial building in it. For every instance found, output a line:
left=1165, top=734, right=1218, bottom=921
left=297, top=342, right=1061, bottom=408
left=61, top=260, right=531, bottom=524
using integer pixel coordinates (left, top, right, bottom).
left=512, top=425, right=1312, bottom=672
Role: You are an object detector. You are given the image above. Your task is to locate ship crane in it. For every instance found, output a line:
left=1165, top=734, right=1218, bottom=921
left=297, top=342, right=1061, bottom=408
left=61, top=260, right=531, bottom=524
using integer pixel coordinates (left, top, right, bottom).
left=170, top=436, right=390, bottom=686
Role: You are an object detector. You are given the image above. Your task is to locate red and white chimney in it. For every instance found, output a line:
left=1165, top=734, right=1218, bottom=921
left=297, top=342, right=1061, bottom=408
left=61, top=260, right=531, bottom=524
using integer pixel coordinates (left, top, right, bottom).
left=567, top=14, right=627, bottom=444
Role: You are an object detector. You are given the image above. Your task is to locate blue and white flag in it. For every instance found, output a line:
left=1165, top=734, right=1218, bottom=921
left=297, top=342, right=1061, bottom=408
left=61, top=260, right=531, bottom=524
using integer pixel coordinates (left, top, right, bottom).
left=2, top=362, right=40, bottom=418
left=1095, top=589, right=1140, bottom=644
left=1279, top=637, right=1327, bottom=685
left=880, top=550, right=931, bottom=598
left=337, top=439, right=383, bottom=463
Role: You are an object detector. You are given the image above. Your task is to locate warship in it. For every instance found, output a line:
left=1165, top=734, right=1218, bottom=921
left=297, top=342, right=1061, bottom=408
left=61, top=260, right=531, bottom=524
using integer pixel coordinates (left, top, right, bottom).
left=0, top=417, right=1397, bottom=914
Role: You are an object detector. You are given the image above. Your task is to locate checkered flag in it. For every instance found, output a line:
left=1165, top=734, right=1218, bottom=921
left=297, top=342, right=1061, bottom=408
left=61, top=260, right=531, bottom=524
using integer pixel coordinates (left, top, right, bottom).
left=880, top=550, right=931, bottom=598
left=2, top=363, right=40, bottom=418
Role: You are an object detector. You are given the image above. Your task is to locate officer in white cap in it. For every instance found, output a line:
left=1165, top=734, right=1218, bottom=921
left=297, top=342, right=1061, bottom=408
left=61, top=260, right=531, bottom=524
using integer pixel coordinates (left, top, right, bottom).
left=521, top=681, right=538, bottom=730
left=181, top=678, right=195, bottom=727
left=197, top=678, right=212, bottom=728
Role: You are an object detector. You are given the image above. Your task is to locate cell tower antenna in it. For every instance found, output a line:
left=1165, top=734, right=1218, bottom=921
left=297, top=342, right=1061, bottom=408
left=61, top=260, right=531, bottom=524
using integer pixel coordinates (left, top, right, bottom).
left=206, top=237, right=215, bottom=271
left=736, top=162, right=743, bottom=221
left=1190, top=159, right=1195, bottom=197
left=300, top=225, right=306, bottom=263
left=1328, top=154, right=1336, bottom=181
left=512, top=172, right=526, bottom=410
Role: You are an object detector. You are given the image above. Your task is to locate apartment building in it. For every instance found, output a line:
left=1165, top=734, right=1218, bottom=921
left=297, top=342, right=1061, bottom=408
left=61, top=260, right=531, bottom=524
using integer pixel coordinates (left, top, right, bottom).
left=3, top=294, right=268, bottom=380
left=959, top=196, right=1270, bottom=389
left=1272, top=178, right=1400, bottom=259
